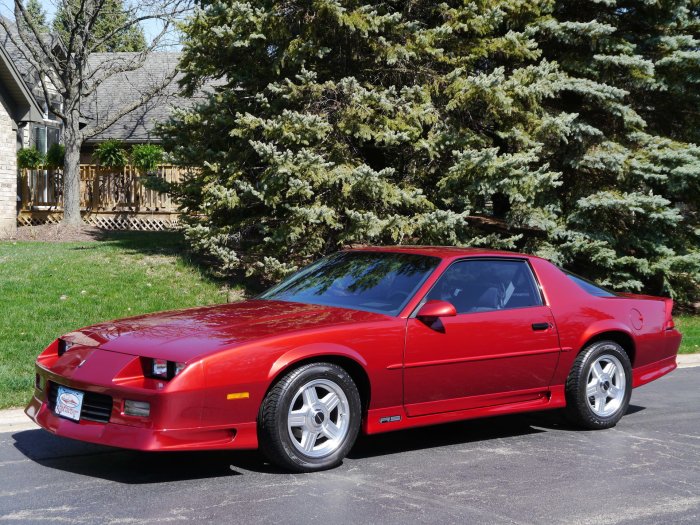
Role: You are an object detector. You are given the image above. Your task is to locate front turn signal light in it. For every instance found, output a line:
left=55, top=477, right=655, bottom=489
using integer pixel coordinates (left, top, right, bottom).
left=124, top=400, right=151, bottom=417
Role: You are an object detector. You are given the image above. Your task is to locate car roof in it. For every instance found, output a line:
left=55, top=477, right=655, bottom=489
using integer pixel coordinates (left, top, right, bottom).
left=345, top=245, right=538, bottom=260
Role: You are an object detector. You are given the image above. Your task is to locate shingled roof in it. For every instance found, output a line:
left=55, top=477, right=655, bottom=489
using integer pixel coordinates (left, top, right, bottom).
left=83, top=52, right=192, bottom=143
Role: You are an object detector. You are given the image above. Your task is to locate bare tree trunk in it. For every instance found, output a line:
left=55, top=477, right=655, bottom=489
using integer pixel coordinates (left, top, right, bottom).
left=62, top=127, right=83, bottom=226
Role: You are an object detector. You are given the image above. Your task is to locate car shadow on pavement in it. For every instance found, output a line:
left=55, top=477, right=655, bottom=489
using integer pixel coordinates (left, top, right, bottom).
left=11, top=405, right=647, bottom=482
left=349, top=412, right=548, bottom=460
left=349, top=404, right=646, bottom=460
left=11, top=429, right=277, bottom=483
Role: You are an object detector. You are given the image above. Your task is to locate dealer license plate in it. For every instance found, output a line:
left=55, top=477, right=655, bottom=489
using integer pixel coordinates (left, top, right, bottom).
left=55, top=386, right=84, bottom=421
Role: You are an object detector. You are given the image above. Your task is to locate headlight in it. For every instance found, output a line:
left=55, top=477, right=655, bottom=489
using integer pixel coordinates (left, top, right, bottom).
left=152, top=358, right=169, bottom=378
left=57, top=339, right=76, bottom=356
left=147, top=359, right=186, bottom=380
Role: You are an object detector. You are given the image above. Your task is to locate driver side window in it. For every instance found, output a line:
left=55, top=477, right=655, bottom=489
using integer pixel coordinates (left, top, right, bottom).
left=426, top=259, right=542, bottom=314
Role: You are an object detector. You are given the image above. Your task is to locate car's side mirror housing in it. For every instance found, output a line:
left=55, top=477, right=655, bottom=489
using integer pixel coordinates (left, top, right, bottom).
left=416, top=300, right=457, bottom=320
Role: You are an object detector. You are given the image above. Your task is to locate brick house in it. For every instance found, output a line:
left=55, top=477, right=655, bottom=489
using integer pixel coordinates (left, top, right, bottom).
left=0, top=42, right=43, bottom=238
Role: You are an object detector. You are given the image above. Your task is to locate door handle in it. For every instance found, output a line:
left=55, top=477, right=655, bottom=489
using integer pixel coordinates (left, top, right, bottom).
left=531, top=322, right=550, bottom=331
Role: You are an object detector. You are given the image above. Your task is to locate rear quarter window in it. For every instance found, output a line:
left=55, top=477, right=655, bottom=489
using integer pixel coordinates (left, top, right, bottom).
left=566, top=273, right=617, bottom=297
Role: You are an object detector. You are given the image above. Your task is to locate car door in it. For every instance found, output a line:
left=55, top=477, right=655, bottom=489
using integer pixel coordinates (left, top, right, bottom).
left=403, top=258, right=561, bottom=417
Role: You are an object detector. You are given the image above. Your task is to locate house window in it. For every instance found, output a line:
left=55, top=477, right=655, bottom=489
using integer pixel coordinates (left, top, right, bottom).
left=33, top=124, right=60, bottom=154
left=30, top=124, right=62, bottom=206
left=34, top=126, right=46, bottom=153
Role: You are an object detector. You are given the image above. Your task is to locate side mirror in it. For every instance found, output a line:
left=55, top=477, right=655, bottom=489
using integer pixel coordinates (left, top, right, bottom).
left=416, top=300, right=457, bottom=320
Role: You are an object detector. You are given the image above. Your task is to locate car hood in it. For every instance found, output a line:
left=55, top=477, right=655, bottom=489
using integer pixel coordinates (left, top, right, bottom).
left=61, top=300, right=389, bottom=362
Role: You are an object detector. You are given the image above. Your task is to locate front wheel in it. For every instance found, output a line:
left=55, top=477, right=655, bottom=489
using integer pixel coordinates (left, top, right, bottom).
left=565, top=341, right=632, bottom=429
left=258, top=362, right=361, bottom=472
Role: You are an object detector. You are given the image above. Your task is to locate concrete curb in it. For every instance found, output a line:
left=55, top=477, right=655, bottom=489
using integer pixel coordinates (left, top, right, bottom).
left=0, top=408, right=37, bottom=434
left=1, top=354, right=698, bottom=433
left=677, top=353, right=700, bottom=369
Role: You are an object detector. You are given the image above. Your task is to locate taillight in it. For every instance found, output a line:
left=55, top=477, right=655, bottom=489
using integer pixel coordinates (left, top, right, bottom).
left=664, top=299, right=675, bottom=331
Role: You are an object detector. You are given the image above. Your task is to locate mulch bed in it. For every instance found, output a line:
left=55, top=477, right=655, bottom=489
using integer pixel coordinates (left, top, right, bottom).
left=11, top=224, right=103, bottom=243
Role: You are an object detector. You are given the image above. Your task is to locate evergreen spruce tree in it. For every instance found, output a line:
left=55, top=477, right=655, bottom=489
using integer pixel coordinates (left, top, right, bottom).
left=161, top=0, right=699, bottom=302
left=536, top=0, right=700, bottom=298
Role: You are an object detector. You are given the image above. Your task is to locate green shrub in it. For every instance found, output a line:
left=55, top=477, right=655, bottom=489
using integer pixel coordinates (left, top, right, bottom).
left=17, top=147, right=45, bottom=170
left=131, top=144, right=164, bottom=175
left=94, top=139, right=128, bottom=169
left=45, top=143, right=65, bottom=170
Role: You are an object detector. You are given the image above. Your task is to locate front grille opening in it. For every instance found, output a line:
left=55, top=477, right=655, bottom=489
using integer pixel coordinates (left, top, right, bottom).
left=47, top=381, right=113, bottom=423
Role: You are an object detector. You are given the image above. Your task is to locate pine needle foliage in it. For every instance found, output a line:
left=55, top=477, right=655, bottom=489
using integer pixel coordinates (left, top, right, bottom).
left=159, top=0, right=700, bottom=303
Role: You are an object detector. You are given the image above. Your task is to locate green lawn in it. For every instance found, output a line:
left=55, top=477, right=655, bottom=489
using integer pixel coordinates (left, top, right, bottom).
left=677, top=315, right=700, bottom=355
left=0, top=232, right=227, bottom=409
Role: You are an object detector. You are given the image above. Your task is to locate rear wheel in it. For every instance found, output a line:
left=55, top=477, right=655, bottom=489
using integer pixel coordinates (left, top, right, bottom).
left=258, top=362, right=361, bottom=472
left=565, top=341, right=632, bottom=429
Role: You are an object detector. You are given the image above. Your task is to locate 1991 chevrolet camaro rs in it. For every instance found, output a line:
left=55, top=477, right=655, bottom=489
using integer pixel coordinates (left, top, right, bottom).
left=26, top=247, right=682, bottom=472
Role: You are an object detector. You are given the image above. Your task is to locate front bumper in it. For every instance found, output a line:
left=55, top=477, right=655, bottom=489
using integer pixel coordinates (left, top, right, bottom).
left=26, top=346, right=258, bottom=451
left=26, top=393, right=258, bottom=451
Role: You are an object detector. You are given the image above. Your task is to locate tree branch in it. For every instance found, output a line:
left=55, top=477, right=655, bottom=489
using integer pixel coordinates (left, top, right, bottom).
left=77, top=0, right=108, bottom=62
left=87, top=0, right=191, bottom=55
left=9, top=0, right=64, bottom=74
left=80, top=15, right=177, bottom=98
left=61, top=0, right=88, bottom=82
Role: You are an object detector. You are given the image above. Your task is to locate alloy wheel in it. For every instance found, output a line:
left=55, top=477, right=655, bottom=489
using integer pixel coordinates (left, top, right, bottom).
left=287, top=378, right=351, bottom=458
left=586, top=353, right=626, bottom=417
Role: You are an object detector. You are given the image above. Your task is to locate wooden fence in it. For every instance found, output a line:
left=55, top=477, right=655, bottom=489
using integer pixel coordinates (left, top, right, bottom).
left=18, top=165, right=192, bottom=230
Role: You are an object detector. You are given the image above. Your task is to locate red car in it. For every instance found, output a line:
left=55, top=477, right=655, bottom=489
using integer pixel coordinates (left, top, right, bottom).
left=26, top=247, right=682, bottom=472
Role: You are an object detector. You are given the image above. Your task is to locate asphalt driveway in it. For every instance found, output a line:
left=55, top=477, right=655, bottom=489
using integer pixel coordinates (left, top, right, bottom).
left=0, top=367, right=698, bottom=524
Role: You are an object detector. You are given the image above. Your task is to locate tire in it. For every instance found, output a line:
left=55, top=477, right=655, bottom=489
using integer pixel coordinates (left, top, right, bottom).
left=565, top=340, right=632, bottom=429
left=258, top=362, right=362, bottom=472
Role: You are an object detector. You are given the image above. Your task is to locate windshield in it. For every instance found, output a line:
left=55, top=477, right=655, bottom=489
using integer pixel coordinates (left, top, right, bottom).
left=259, top=251, right=441, bottom=315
